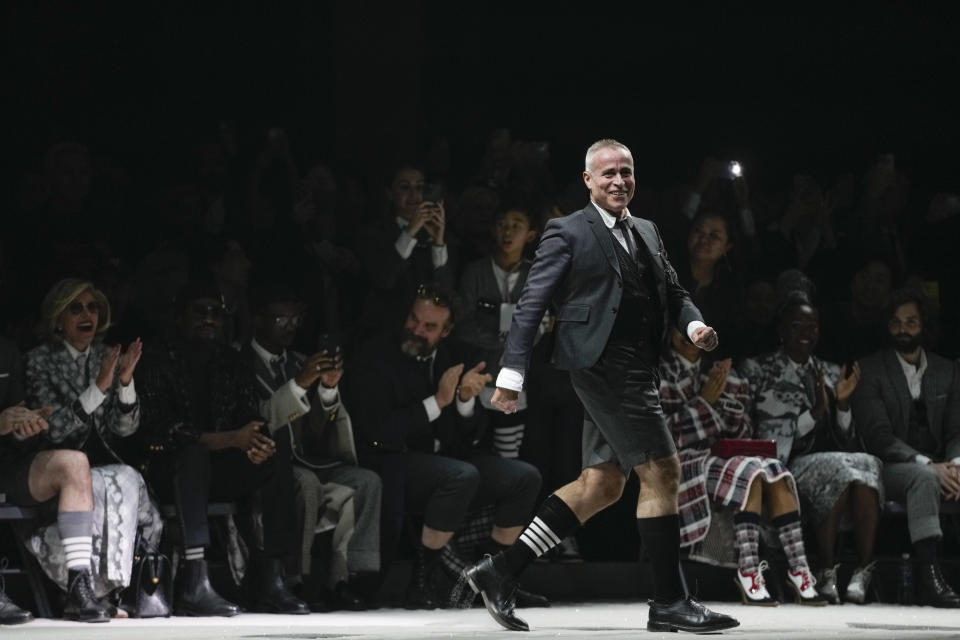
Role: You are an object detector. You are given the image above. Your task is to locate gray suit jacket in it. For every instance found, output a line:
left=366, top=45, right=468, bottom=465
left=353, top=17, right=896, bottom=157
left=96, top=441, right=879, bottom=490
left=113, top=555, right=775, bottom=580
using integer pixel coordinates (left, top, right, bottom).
left=851, top=348, right=960, bottom=463
left=501, top=205, right=702, bottom=372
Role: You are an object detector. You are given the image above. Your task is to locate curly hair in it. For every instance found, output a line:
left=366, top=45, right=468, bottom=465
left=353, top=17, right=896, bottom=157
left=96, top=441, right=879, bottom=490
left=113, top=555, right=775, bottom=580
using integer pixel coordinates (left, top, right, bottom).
left=39, top=278, right=112, bottom=341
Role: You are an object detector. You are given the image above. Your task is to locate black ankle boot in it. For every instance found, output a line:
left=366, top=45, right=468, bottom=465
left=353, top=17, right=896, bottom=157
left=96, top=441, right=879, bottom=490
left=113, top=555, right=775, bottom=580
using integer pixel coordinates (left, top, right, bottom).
left=174, top=558, right=239, bottom=617
left=916, top=563, right=960, bottom=608
left=404, top=546, right=441, bottom=610
left=250, top=558, right=309, bottom=615
left=64, top=568, right=110, bottom=623
left=0, top=588, right=32, bottom=625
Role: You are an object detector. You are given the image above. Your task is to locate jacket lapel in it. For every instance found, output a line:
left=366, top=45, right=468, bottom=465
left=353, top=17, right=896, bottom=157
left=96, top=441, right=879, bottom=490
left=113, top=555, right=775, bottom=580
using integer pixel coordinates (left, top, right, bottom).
left=883, top=349, right=912, bottom=435
left=585, top=205, right=621, bottom=276
left=922, top=354, right=944, bottom=444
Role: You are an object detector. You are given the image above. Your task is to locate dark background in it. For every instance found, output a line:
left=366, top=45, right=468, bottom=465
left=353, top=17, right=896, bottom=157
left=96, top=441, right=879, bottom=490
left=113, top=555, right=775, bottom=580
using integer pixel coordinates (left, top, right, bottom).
left=3, top=2, right=958, bottom=193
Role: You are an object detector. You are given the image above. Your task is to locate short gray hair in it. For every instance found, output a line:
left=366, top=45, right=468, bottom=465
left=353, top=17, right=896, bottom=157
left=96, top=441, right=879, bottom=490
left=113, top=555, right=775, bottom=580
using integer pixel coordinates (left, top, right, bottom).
left=584, top=139, right=631, bottom=172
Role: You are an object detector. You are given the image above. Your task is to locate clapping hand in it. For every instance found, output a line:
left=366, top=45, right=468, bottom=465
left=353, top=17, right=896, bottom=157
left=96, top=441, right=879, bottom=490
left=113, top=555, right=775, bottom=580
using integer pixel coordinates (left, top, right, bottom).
left=835, top=362, right=861, bottom=410
left=457, top=362, right=492, bottom=402
left=700, top=359, right=731, bottom=405
left=810, top=368, right=830, bottom=421
left=435, top=363, right=464, bottom=409
left=0, top=406, right=54, bottom=438
left=422, top=202, right=446, bottom=246
left=118, top=338, right=143, bottom=386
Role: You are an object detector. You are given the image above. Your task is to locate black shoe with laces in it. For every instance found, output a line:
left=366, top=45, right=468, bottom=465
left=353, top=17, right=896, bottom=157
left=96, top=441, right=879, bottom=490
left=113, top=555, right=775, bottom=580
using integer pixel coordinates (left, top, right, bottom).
left=464, top=553, right=528, bottom=631
left=64, top=568, right=110, bottom=623
left=646, top=596, right=740, bottom=633
left=917, top=563, right=960, bottom=608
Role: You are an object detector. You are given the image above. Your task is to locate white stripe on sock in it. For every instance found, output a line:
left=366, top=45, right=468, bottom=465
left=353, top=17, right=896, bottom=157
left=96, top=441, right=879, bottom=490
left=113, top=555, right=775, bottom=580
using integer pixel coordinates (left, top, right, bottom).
left=62, top=536, right=92, bottom=570
left=519, top=531, right=549, bottom=555
left=184, top=547, right=205, bottom=561
left=530, top=517, right=562, bottom=545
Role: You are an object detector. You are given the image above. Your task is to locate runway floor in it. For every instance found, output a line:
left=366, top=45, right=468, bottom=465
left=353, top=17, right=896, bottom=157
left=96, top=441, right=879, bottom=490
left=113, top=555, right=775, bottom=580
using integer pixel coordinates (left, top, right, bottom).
left=6, top=602, right=960, bottom=640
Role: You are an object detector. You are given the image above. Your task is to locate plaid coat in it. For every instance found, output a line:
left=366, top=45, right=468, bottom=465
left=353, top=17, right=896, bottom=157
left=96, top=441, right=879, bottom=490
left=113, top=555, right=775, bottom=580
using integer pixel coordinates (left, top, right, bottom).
left=659, top=349, right=793, bottom=547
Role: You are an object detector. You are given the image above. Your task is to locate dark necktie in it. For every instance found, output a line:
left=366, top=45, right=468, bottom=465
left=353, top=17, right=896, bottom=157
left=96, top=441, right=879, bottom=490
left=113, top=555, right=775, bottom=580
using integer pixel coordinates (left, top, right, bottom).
left=270, top=356, right=286, bottom=388
left=615, top=218, right=636, bottom=259
left=416, top=355, right=434, bottom=386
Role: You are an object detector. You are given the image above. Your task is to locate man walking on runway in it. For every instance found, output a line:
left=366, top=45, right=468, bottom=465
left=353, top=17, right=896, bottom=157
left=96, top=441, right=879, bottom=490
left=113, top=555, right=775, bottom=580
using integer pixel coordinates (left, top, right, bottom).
left=464, top=139, right=739, bottom=633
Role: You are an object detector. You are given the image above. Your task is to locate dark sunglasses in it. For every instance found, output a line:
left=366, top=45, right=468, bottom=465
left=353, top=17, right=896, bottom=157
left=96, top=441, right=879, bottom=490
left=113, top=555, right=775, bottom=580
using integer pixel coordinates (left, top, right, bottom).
left=189, top=301, right=226, bottom=317
left=68, top=301, right=100, bottom=315
left=272, top=314, right=305, bottom=329
left=416, top=284, right=451, bottom=307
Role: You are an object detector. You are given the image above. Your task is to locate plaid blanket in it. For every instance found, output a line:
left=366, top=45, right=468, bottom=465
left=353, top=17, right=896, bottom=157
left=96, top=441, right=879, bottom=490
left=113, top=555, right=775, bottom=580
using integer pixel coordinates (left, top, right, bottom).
left=660, top=350, right=794, bottom=547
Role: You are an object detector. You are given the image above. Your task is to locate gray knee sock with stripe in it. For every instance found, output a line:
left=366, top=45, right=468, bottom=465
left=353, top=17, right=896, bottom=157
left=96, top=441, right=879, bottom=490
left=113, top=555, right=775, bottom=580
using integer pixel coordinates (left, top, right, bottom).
left=58, top=510, right=93, bottom=572
left=502, top=495, right=581, bottom=576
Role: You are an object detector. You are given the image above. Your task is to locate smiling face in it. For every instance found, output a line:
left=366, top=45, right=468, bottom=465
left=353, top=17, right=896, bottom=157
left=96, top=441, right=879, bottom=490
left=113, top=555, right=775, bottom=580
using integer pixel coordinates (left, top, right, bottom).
left=388, top=167, right=425, bottom=221
left=888, top=301, right=923, bottom=354
left=400, top=298, right=452, bottom=357
left=58, top=289, right=100, bottom=351
left=779, top=303, right=819, bottom=363
left=182, top=296, right=226, bottom=343
left=583, top=146, right=635, bottom=215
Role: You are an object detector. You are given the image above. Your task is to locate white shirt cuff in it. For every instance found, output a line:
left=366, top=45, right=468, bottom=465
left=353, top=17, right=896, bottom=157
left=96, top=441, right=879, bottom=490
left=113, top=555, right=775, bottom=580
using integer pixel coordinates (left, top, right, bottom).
left=431, top=244, right=448, bottom=268
left=118, top=379, right=137, bottom=405
left=686, top=320, right=707, bottom=342
left=395, top=231, right=417, bottom=259
left=495, top=367, right=525, bottom=392
left=951, top=457, right=960, bottom=466
left=318, top=384, right=339, bottom=409
left=456, top=395, right=476, bottom=418
left=915, top=454, right=933, bottom=465
left=423, top=396, right=441, bottom=422
left=79, top=383, right=107, bottom=414
left=289, top=378, right=309, bottom=400
left=796, top=410, right=816, bottom=437
left=837, top=407, right=852, bottom=431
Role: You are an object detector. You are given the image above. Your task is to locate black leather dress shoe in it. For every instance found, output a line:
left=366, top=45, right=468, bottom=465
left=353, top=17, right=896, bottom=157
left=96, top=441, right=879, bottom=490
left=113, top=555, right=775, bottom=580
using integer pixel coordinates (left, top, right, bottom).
left=464, top=554, right=528, bottom=632
left=917, top=563, right=960, bottom=608
left=174, top=558, right=239, bottom=617
left=647, top=596, right=740, bottom=633
left=0, top=589, right=32, bottom=625
left=250, top=558, right=309, bottom=615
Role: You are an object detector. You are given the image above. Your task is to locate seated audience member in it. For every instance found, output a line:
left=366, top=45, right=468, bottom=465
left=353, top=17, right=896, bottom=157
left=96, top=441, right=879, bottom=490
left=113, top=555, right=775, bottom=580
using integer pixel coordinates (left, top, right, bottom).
left=659, top=328, right=817, bottom=605
left=740, top=277, right=883, bottom=604
left=675, top=210, right=743, bottom=360
left=199, top=235, right=253, bottom=348
left=356, top=163, right=455, bottom=337
left=1, top=337, right=105, bottom=623
left=344, top=285, right=542, bottom=609
left=245, top=282, right=381, bottom=610
left=24, top=279, right=162, bottom=617
left=851, top=288, right=960, bottom=608
left=455, top=202, right=539, bottom=459
left=817, top=254, right=895, bottom=365
left=137, top=280, right=307, bottom=616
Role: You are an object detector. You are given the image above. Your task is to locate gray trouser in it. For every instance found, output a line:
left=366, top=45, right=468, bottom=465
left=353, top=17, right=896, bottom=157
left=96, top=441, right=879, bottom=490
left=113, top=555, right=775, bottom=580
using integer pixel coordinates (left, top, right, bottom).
left=312, top=464, right=383, bottom=574
left=882, top=462, right=943, bottom=542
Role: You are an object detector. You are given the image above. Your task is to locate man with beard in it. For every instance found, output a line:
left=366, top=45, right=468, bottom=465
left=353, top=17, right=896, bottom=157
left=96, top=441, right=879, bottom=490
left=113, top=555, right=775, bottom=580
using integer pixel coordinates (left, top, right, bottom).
left=852, top=287, right=960, bottom=607
left=137, top=280, right=308, bottom=617
left=343, top=284, right=542, bottom=609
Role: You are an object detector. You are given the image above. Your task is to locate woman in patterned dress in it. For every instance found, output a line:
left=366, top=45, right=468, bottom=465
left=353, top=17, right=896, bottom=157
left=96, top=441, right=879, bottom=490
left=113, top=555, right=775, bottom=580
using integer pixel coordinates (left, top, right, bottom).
left=660, top=328, right=824, bottom=606
left=740, top=286, right=883, bottom=604
left=24, top=278, right=162, bottom=611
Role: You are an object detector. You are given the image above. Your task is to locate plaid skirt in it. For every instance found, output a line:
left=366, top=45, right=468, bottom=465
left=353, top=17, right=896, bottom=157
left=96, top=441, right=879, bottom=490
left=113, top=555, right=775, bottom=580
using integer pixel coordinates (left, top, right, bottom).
left=679, top=448, right=795, bottom=547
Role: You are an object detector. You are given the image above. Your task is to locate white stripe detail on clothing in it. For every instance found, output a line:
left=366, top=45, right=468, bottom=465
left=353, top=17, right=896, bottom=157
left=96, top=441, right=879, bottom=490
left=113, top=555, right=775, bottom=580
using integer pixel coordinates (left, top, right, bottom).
left=184, top=547, right=205, bottom=561
left=519, top=531, right=549, bottom=555
left=62, top=536, right=92, bottom=570
left=530, top=517, right=561, bottom=545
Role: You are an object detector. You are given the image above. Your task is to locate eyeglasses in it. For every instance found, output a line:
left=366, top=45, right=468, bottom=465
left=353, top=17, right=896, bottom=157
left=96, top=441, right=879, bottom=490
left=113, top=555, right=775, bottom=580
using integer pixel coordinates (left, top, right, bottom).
left=189, top=301, right=226, bottom=317
left=888, top=317, right=920, bottom=331
left=272, top=314, right=304, bottom=329
left=67, top=301, right=100, bottom=315
left=416, top=284, right=451, bottom=307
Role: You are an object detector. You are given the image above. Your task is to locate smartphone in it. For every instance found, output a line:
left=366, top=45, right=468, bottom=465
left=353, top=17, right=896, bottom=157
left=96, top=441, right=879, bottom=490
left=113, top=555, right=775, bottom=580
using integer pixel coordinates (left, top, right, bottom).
left=727, top=161, right=742, bottom=179
left=317, top=333, right=341, bottom=356
left=422, top=183, right=445, bottom=203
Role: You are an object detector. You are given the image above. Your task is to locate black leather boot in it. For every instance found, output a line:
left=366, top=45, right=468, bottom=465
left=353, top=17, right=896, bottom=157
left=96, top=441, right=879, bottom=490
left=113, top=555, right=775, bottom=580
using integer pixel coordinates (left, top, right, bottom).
left=405, top=545, right=442, bottom=610
left=916, top=563, right=960, bottom=608
left=463, top=553, right=528, bottom=631
left=174, top=558, right=239, bottom=617
left=0, top=588, right=32, bottom=625
left=64, top=568, right=110, bottom=623
left=250, top=558, right=309, bottom=614
left=647, top=597, right=740, bottom=633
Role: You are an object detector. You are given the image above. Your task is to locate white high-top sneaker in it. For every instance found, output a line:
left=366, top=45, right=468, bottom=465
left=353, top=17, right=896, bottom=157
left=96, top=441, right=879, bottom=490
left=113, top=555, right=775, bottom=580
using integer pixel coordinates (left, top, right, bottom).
left=735, top=560, right=778, bottom=606
left=844, top=561, right=877, bottom=604
left=787, top=565, right=828, bottom=606
left=816, top=564, right=841, bottom=604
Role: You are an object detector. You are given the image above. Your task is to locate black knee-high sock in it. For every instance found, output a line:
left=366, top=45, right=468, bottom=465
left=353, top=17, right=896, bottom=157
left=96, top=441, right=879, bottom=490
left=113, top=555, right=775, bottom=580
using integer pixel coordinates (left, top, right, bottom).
left=637, top=514, right=685, bottom=604
left=502, top=495, right=581, bottom=576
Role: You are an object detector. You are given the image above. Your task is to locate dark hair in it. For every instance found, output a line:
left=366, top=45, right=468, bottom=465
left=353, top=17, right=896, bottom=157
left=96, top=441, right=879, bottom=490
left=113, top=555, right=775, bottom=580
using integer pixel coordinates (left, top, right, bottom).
left=248, top=280, right=301, bottom=316
left=494, top=199, right=535, bottom=227
left=775, top=269, right=817, bottom=318
left=884, top=287, right=929, bottom=330
left=413, top=282, right=457, bottom=326
left=174, top=278, right=223, bottom=314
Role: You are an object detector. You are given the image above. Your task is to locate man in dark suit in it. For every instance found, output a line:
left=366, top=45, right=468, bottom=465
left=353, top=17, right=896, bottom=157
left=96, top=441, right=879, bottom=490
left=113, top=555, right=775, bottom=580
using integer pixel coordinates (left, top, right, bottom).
left=138, top=280, right=308, bottom=617
left=0, top=336, right=107, bottom=623
left=245, top=282, right=381, bottom=610
left=464, top=139, right=738, bottom=633
left=344, top=285, right=541, bottom=609
left=851, top=287, right=960, bottom=607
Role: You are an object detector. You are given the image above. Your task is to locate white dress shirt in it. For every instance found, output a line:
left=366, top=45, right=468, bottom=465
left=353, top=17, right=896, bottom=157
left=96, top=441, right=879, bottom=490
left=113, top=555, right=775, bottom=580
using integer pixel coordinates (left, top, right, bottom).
left=64, top=340, right=136, bottom=414
left=394, top=217, right=448, bottom=268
